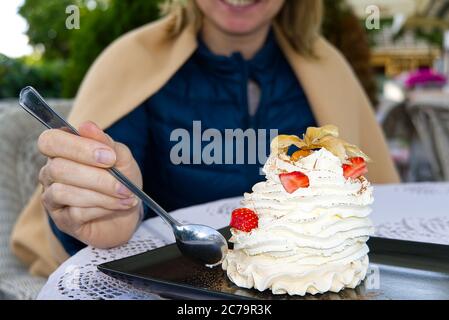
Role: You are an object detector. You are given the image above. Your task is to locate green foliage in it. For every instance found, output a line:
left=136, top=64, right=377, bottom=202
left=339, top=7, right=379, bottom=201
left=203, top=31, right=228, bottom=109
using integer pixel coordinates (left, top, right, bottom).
left=63, top=0, right=162, bottom=97
left=0, top=0, right=89, bottom=98
left=0, top=54, right=64, bottom=98
left=18, top=0, right=75, bottom=59
left=11, top=0, right=162, bottom=98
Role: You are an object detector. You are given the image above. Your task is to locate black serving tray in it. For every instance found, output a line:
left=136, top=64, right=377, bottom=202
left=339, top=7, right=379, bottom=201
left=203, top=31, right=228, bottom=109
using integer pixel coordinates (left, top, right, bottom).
left=98, top=227, right=449, bottom=300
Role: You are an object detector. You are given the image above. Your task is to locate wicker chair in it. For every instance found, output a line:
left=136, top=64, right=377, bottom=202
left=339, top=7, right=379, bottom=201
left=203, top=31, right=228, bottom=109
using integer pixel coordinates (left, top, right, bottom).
left=0, top=100, right=72, bottom=299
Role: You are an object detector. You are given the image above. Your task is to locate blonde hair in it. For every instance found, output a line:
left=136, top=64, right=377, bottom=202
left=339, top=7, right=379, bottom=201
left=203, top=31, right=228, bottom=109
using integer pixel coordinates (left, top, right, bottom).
left=161, top=0, right=323, bottom=58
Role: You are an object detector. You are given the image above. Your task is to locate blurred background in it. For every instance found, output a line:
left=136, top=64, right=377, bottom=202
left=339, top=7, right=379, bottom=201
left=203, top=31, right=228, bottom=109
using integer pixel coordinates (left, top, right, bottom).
left=1, top=0, right=449, bottom=182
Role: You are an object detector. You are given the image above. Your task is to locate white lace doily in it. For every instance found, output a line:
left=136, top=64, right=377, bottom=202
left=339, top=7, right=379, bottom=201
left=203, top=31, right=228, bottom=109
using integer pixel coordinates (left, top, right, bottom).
left=54, top=236, right=168, bottom=300
left=375, top=216, right=449, bottom=244
left=38, top=197, right=241, bottom=300
left=38, top=183, right=449, bottom=300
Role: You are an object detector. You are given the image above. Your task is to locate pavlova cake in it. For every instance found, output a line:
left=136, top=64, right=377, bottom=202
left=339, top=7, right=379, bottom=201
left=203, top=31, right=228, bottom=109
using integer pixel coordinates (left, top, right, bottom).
left=222, top=125, right=374, bottom=295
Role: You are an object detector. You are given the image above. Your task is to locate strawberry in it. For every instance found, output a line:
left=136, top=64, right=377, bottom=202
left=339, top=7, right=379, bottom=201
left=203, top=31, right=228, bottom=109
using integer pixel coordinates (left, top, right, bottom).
left=343, top=157, right=368, bottom=179
left=230, top=208, right=258, bottom=232
left=279, top=171, right=310, bottom=193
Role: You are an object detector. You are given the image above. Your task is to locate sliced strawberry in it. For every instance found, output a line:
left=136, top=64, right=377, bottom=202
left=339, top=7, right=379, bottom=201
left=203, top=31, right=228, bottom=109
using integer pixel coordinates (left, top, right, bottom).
left=350, top=157, right=366, bottom=166
left=343, top=157, right=368, bottom=179
left=279, top=171, right=310, bottom=193
left=230, top=208, right=258, bottom=232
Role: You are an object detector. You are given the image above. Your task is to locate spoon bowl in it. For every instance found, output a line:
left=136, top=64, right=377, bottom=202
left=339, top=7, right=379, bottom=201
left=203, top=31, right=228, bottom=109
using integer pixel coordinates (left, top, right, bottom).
left=174, top=224, right=229, bottom=266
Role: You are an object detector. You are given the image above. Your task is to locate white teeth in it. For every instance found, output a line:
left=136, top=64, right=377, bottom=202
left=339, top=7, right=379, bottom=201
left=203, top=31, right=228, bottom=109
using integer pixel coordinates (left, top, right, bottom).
left=223, top=0, right=257, bottom=7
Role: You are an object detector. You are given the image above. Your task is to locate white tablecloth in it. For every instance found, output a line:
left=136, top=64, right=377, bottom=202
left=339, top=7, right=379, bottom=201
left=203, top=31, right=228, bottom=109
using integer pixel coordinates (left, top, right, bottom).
left=37, top=183, right=449, bottom=300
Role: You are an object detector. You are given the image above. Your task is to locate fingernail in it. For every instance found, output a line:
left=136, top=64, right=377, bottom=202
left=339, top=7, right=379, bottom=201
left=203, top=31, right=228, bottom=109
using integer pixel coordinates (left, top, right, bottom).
left=120, top=196, right=138, bottom=207
left=95, top=149, right=115, bottom=165
left=117, top=183, right=132, bottom=197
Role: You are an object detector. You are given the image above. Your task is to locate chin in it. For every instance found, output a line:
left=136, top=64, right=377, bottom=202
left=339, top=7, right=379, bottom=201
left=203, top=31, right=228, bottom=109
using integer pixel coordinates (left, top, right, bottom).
left=197, top=0, right=284, bottom=35
left=219, top=18, right=263, bottom=35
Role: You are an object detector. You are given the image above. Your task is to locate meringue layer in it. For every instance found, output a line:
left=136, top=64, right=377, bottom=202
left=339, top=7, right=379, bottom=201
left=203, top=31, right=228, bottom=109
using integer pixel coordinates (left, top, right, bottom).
left=222, top=148, right=374, bottom=295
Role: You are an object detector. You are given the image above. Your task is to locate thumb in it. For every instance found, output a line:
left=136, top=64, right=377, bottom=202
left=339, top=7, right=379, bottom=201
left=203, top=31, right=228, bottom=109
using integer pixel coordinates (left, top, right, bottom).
left=78, top=121, right=115, bottom=148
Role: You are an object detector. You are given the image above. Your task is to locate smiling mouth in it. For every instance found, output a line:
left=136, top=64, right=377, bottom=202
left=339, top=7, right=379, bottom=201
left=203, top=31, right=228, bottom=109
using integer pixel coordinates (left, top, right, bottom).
left=220, top=0, right=261, bottom=9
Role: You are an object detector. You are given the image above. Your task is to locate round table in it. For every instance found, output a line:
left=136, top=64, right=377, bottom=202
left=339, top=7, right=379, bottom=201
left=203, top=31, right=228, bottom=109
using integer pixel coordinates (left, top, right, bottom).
left=37, top=183, right=449, bottom=299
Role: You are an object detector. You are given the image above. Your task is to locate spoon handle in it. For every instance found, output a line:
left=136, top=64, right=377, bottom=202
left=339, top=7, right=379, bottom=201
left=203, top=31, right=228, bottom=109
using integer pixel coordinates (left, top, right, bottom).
left=19, top=86, right=180, bottom=228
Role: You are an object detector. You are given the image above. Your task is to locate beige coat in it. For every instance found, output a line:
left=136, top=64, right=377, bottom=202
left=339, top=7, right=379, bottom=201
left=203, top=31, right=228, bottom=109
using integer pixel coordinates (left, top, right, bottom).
left=11, top=15, right=400, bottom=277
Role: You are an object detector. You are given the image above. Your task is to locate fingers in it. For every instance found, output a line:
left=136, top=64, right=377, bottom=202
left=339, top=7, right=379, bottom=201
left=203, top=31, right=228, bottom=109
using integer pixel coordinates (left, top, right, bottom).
left=113, top=142, right=136, bottom=170
left=38, top=128, right=116, bottom=168
left=77, top=121, right=135, bottom=171
left=42, top=183, right=139, bottom=212
left=49, top=205, right=139, bottom=234
left=78, top=121, right=115, bottom=148
left=39, top=157, right=133, bottom=198
left=38, top=159, right=53, bottom=187
left=59, top=206, right=138, bottom=227
left=50, top=204, right=141, bottom=246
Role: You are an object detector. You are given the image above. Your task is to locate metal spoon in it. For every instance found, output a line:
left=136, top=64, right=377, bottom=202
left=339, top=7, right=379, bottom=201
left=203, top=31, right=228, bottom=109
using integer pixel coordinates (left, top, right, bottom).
left=19, top=86, right=228, bottom=266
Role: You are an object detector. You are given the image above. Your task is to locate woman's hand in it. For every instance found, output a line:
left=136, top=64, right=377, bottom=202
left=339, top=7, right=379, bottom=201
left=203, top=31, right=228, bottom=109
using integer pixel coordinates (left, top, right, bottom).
left=38, top=121, right=143, bottom=249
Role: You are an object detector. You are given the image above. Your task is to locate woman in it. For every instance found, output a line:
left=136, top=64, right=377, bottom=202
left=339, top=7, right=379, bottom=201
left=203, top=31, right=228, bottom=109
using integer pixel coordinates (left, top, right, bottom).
left=12, top=0, right=400, bottom=276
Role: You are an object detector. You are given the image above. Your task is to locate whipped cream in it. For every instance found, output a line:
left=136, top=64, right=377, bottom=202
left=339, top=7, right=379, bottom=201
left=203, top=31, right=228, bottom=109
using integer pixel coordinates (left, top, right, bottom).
left=222, top=148, right=374, bottom=295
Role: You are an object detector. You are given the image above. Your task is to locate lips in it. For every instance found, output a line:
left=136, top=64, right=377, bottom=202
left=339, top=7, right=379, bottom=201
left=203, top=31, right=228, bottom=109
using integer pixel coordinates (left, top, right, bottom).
left=221, top=0, right=259, bottom=7
left=219, top=0, right=262, bottom=10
